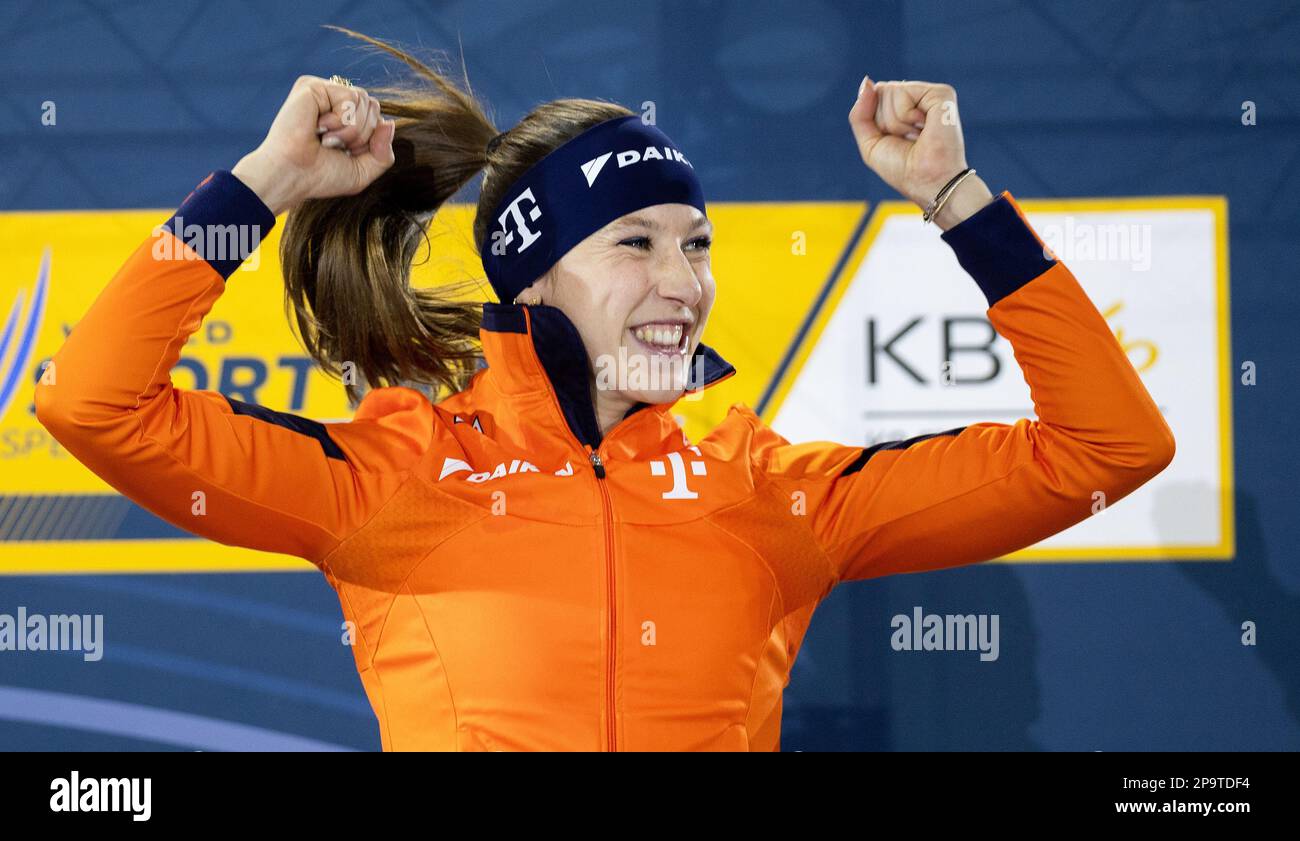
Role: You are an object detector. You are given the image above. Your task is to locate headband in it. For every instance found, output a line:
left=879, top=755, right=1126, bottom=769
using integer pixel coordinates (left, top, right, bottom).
left=479, top=114, right=707, bottom=304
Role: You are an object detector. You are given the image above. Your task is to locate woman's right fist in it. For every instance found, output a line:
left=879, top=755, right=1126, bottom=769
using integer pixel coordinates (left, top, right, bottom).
left=232, top=75, right=397, bottom=215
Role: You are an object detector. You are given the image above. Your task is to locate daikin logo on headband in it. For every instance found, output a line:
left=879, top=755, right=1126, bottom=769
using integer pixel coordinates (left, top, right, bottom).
left=494, top=144, right=694, bottom=259
left=580, top=145, right=693, bottom=187
left=481, top=114, right=707, bottom=305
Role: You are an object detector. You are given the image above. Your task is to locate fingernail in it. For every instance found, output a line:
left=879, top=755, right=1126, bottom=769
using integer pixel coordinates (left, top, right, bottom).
left=317, top=125, right=328, bottom=135
left=904, top=131, right=919, bottom=141
left=322, top=136, right=344, bottom=150
left=858, top=75, right=870, bottom=97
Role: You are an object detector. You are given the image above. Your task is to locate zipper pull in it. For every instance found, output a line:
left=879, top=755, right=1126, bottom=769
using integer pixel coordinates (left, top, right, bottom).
left=589, top=450, right=606, bottom=479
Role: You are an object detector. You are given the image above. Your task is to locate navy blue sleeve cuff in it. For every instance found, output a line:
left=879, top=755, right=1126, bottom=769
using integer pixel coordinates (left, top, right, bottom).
left=161, top=170, right=277, bottom=280
left=940, top=191, right=1056, bottom=308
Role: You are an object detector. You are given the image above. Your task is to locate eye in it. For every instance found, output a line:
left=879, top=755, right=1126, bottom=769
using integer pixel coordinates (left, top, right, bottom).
left=618, top=236, right=712, bottom=252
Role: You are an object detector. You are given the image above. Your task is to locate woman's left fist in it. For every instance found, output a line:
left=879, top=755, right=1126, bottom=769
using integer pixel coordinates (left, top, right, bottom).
left=849, top=76, right=991, bottom=226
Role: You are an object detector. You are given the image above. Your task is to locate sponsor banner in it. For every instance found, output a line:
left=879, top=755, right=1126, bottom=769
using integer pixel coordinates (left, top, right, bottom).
left=0, top=198, right=1228, bottom=571
left=766, top=198, right=1232, bottom=561
left=0, top=203, right=861, bottom=573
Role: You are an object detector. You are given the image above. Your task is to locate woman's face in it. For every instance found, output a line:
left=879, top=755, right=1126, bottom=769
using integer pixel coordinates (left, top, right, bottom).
left=529, top=202, right=716, bottom=409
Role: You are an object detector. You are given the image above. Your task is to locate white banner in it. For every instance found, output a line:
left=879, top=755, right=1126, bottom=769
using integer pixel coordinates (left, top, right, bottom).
left=769, top=199, right=1232, bottom=561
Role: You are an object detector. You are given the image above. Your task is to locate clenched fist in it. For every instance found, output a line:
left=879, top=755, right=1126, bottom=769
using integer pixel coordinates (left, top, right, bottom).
left=232, top=75, right=397, bottom=215
left=849, top=76, right=993, bottom=230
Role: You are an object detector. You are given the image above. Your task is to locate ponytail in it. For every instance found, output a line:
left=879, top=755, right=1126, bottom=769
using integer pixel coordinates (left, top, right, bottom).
left=281, top=26, right=635, bottom=405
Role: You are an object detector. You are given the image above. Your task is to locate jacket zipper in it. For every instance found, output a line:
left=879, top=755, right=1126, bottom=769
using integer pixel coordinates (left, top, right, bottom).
left=515, top=306, right=741, bottom=752
left=589, top=447, right=617, bottom=752
left=516, top=307, right=621, bottom=751
left=528, top=396, right=733, bottom=752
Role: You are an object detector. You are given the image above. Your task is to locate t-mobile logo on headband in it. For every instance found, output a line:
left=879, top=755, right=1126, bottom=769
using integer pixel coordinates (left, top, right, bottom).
left=580, top=146, right=693, bottom=187
left=493, top=188, right=543, bottom=256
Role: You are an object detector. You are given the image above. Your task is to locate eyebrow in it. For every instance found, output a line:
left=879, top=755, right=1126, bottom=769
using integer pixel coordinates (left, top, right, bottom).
left=612, top=214, right=713, bottom=235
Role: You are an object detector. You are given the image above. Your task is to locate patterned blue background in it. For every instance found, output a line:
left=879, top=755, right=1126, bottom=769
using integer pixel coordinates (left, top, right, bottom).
left=1, top=0, right=1297, bottom=750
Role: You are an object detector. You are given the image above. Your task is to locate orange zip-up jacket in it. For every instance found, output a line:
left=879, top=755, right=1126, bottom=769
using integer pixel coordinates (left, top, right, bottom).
left=35, top=171, right=1175, bottom=751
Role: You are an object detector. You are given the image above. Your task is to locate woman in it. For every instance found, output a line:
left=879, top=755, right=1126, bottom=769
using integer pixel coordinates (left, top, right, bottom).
left=35, top=35, right=1174, bottom=751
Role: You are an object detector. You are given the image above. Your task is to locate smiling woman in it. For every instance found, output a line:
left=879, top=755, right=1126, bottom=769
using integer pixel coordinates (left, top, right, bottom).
left=530, top=203, right=717, bottom=431
left=33, top=27, right=1174, bottom=752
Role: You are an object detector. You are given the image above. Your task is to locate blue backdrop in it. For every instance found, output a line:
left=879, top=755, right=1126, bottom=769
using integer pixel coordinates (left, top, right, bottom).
left=1, top=0, right=1297, bottom=750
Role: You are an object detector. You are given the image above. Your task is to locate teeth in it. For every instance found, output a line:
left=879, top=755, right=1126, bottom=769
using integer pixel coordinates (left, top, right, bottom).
left=633, top=323, right=684, bottom=349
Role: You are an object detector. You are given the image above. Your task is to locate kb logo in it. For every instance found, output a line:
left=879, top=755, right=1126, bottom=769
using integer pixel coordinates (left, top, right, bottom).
left=650, top=446, right=706, bottom=500
left=492, top=188, right=543, bottom=256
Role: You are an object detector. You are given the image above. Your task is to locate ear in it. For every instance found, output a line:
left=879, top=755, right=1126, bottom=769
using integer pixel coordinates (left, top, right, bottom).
left=511, top=277, right=541, bottom=306
left=532, top=269, right=559, bottom=303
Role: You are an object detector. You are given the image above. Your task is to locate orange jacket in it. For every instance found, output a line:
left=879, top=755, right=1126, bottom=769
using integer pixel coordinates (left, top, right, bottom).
left=35, top=171, right=1174, bottom=751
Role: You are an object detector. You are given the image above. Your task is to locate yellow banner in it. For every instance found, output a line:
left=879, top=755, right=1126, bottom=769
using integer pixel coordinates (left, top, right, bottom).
left=0, top=202, right=865, bottom=573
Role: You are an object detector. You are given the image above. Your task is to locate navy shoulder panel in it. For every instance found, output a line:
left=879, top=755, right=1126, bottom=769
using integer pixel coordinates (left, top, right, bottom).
left=224, top=396, right=347, bottom=461
left=840, top=426, right=966, bottom=476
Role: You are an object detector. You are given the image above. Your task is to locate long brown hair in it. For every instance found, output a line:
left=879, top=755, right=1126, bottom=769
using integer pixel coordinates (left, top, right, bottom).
left=280, top=27, right=634, bottom=405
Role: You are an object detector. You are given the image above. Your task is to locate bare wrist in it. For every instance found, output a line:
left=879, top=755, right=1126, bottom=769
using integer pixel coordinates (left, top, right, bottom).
left=231, top=152, right=300, bottom=216
left=932, top=174, right=994, bottom=231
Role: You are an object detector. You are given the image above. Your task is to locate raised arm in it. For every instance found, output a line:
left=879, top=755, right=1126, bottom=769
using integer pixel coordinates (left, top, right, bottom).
left=756, top=191, right=1173, bottom=582
left=33, top=77, right=420, bottom=566
left=746, top=76, right=1173, bottom=583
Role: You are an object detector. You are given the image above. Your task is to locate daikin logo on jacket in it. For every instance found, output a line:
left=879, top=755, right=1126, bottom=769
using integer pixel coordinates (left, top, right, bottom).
left=437, top=446, right=710, bottom=499
left=438, top=455, right=576, bottom=483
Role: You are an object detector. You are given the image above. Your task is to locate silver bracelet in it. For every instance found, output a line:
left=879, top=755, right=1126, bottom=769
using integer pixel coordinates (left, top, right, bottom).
left=922, top=167, right=977, bottom=225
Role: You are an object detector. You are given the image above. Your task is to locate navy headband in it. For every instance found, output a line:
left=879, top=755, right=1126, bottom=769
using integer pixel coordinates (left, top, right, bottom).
left=480, top=114, right=707, bottom=304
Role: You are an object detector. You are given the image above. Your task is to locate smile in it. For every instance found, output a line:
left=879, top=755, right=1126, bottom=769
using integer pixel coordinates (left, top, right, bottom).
left=628, top=322, right=689, bottom=356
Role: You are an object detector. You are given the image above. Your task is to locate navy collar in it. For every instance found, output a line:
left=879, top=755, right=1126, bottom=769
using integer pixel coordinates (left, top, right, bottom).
left=480, top=302, right=736, bottom=448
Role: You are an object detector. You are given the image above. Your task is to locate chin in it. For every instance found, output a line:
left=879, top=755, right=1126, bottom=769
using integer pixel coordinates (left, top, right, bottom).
left=594, top=339, right=694, bottom=405
left=623, top=386, right=685, bottom=407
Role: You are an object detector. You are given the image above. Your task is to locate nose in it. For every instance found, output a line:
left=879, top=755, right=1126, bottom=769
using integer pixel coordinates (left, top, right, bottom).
left=652, top=245, right=703, bottom=309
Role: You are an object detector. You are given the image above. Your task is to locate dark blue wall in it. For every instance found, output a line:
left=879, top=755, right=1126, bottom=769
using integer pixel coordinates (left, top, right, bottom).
left=2, top=0, right=1297, bottom=750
